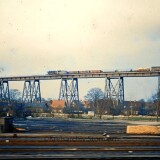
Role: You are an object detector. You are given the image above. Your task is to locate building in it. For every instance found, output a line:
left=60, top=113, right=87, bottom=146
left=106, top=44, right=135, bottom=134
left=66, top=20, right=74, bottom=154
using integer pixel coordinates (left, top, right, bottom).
left=50, top=100, right=66, bottom=113
left=82, top=101, right=92, bottom=109
left=23, top=102, right=48, bottom=117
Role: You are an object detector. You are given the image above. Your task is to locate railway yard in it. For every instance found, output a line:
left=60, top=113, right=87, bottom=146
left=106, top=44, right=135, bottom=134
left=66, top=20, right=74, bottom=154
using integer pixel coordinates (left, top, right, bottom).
left=0, top=118, right=160, bottom=159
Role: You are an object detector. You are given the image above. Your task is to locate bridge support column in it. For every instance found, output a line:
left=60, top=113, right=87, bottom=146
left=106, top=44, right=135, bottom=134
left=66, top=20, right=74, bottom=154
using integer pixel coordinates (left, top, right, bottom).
left=22, top=80, right=41, bottom=103
left=104, top=77, right=124, bottom=105
left=59, top=78, right=79, bottom=110
left=32, top=80, right=41, bottom=103
left=0, top=81, right=10, bottom=102
left=22, top=81, right=32, bottom=103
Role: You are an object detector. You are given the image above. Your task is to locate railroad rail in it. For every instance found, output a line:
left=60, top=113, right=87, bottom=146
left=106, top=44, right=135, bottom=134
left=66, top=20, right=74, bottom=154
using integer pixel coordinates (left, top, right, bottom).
left=0, top=134, right=160, bottom=146
left=1, top=147, right=160, bottom=152
left=0, top=134, right=160, bottom=159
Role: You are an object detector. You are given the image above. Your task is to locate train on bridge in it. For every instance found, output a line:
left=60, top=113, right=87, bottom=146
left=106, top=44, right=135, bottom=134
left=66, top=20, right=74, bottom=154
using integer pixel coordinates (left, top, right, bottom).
left=47, top=70, right=103, bottom=75
left=47, top=66, right=160, bottom=75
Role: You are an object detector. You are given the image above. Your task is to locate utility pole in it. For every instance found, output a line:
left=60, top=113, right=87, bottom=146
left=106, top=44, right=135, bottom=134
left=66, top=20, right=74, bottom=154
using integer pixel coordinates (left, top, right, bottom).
left=156, top=77, right=160, bottom=122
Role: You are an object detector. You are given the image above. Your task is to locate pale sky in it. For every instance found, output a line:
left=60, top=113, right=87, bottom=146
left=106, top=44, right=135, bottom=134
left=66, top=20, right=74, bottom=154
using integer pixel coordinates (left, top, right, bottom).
left=0, top=0, right=160, bottom=101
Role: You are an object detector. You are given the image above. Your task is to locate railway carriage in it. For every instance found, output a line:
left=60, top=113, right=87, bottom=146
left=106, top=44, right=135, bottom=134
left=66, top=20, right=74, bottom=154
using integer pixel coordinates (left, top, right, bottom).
left=151, top=66, right=160, bottom=71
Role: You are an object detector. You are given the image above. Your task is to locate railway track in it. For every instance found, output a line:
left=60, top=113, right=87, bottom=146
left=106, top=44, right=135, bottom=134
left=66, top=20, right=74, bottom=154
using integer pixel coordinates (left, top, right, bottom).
left=0, top=146, right=160, bottom=159
left=1, top=147, right=160, bottom=152
left=0, top=134, right=160, bottom=159
left=0, top=134, right=160, bottom=146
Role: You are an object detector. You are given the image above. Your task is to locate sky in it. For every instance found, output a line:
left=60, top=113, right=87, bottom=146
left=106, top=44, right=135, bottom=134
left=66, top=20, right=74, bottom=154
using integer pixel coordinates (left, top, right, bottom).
left=0, top=0, right=160, bottom=101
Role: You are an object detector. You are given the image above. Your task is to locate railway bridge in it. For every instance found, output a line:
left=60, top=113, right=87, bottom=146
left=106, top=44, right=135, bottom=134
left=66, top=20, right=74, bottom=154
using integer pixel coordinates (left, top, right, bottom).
left=0, top=69, right=160, bottom=107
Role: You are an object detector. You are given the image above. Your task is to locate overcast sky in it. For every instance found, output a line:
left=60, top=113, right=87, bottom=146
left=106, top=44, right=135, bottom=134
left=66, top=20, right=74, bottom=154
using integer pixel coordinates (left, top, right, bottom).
left=0, top=0, right=160, bottom=101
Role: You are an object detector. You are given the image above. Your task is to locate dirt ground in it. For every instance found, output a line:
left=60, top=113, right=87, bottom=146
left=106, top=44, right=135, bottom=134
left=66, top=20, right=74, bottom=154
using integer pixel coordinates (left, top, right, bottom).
left=11, top=117, right=160, bottom=135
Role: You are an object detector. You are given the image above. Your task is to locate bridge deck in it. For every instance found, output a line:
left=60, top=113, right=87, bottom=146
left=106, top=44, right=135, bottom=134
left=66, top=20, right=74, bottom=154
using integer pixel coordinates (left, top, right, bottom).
left=0, top=71, right=160, bottom=81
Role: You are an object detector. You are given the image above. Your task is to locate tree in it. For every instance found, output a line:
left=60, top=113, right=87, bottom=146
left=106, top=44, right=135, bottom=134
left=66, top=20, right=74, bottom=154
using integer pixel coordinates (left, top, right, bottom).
left=85, top=88, right=104, bottom=102
left=138, top=99, right=146, bottom=115
left=147, top=93, right=157, bottom=102
left=148, top=90, right=160, bottom=119
left=155, top=89, right=160, bottom=121
left=96, top=99, right=109, bottom=119
left=10, top=89, right=22, bottom=101
left=84, top=88, right=104, bottom=114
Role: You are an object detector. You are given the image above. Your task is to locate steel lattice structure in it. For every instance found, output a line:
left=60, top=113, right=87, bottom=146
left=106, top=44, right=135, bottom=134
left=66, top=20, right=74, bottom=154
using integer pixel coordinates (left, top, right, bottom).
left=0, top=81, right=10, bottom=102
left=22, top=80, right=41, bottom=103
left=0, top=69, right=159, bottom=105
left=59, top=78, right=79, bottom=108
left=104, top=77, right=124, bottom=105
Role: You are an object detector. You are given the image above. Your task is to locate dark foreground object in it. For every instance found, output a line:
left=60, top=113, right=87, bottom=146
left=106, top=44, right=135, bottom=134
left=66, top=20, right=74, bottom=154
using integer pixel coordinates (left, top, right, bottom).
left=0, top=117, right=13, bottom=133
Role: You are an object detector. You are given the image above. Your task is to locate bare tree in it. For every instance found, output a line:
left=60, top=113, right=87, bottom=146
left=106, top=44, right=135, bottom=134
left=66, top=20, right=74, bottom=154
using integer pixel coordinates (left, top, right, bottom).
left=155, top=90, right=160, bottom=121
left=84, top=88, right=104, bottom=114
left=96, top=99, right=108, bottom=119
left=10, top=89, right=22, bottom=101
left=148, top=90, right=160, bottom=120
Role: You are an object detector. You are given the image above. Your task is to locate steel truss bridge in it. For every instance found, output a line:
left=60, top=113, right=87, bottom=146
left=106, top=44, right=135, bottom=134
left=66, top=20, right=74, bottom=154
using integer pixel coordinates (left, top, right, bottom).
left=0, top=70, right=160, bottom=107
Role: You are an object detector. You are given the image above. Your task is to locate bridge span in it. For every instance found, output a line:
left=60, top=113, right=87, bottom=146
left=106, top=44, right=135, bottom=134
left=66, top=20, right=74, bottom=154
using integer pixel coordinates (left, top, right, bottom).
left=0, top=70, right=160, bottom=107
left=0, top=70, right=160, bottom=81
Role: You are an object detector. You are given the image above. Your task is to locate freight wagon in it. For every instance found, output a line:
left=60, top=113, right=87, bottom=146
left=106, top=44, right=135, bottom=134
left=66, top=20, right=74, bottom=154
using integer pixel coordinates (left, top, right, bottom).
left=47, top=70, right=103, bottom=75
left=151, top=66, right=160, bottom=71
left=90, top=70, right=103, bottom=73
left=69, top=70, right=103, bottom=74
left=47, top=70, right=68, bottom=75
left=134, top=68, right=150, bottom=72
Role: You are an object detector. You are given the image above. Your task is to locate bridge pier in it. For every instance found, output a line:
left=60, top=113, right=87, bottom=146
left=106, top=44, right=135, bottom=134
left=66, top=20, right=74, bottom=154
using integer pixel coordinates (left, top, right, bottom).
left=59, top=78, right=79, bottom=110
left=0, top=81, right=10, bottom=102
left=32, top=80, right=41, bottom=103
left=22, top=80, right=41, bottom=103
left=104, top=77, right=124, bottom=105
